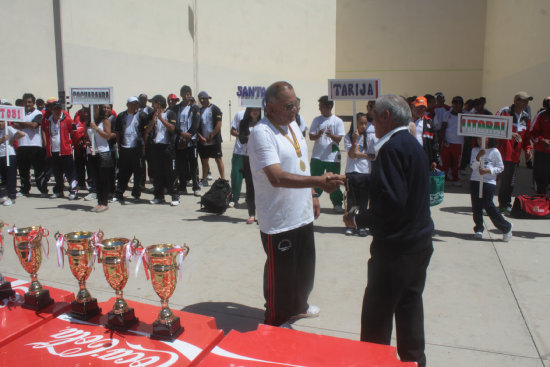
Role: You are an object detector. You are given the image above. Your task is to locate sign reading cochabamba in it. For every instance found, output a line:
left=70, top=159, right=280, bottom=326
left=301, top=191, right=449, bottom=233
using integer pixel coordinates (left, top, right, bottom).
left=70, top=87, right=113, bottom=105
left=236, top=85, right=265, bottom=108
left=328, top=79, right=381, bottom=101
left=458, top=113, right=513, bottom=139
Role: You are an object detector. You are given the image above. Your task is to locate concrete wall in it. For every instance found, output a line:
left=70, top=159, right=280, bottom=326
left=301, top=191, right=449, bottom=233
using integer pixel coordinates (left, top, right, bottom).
left=335, top=0, right=487, bottom=116
left=482, top=0, right=550, bottom=113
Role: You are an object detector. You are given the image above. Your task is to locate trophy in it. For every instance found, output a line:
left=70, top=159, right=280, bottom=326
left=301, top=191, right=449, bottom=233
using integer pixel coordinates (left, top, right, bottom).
left=0, top=221, right=16, bottom=300
left=11, top=226, right=54, bottom=310
left=56, top=230, right=103, bottom=320
left=144, top=243, right=189, bottom=340
left=99, top=237, right=141, bottom=328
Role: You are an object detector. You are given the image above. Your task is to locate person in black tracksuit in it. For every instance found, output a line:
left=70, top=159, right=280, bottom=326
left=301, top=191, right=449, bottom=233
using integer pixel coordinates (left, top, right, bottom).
left=344, top=95, right=434, bottom=367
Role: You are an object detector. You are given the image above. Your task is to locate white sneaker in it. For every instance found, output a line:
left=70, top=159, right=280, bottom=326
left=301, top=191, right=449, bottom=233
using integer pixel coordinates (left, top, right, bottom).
left=109, top=197, right=118, bottom=203
left=503, top=223, right=513, bottom=242
left=207, top=173, right=213, bottom=181
left=358, top=228, right=368, bottom=237
left=2, top=198, right=14, bottom=206
left=290, top=305, right=320, bottom=320
left=474, top=232, right=483, bottom=239
left=170, top=200, right=180, bottom=206
left=0, top=196, right=7, bottom=204
left=68, top=192, right=78, bottom=200
left=228, top=201, right=235, bottom=208
left=150, top=198, right=164, bottom=205
left=84, top=193, right=97, bottom=201
left=279, top=321, right=294, bottom=329
left=50, top=193, right=63, bottom=199
left=345, top=228, right=355, bottom=236
left=194, top=190, right=201, bottom=197
left=334, top=205, right=345, bottom=213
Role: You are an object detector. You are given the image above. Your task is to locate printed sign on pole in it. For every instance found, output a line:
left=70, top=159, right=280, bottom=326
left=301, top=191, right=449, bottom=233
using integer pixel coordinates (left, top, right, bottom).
left=70, top=87, right=113, bottom=105
left=0, top=106, right=25, bottom=122
left=328, top=79, right=381, bottom=101
left=458, top=114, right=513, bottom=139
left=236, top=85, right=265, bottom=108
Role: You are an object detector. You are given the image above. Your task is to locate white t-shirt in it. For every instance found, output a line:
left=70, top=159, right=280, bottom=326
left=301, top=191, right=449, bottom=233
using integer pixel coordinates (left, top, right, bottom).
left=470, top=147, right=504, bottom=185
left=0, top=126, right=18, bottom=157
left=231, top=110, right=246, bottom=155
left=87, top=122, right=110, bottom=154
left=153, top=112, right=171, bottom=144
left=48, top=116, right=61, bottom=153
left=413, top=117, right=424, bottom=146
left=18, top=109, right=43, bottom=147
left=442, top=110, right=464, bottom=145
left=248, top=117, right=313, bottom=234
left=310, top=114, right=345, bottom=162
left=297, top=114, right=307, bottom=135
left=200, top=105, right=216, bottom=146
left=344, top=127, right=377, bottom=174
left=432, top=106, right=448, bottom=131
left=122, top=113, right=140, bottom=148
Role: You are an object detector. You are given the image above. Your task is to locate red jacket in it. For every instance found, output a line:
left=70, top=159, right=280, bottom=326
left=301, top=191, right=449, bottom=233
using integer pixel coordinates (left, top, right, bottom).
left=530, top=110, right=550, bottom=153
left=42, top=112, right=77, bottom=157
left=496, top=105, right=532, bottom=162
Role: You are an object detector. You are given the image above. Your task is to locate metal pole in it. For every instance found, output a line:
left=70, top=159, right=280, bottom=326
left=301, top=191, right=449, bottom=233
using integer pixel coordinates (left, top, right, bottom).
left=228, top=100, right=232, bottom=141
left=352, top=100, right=357, bottom=133
left=90, top=105, right=96, bottom=155
left=52, top=0, right=66, bottom=105
left=4, top=121, right=8, bottom=167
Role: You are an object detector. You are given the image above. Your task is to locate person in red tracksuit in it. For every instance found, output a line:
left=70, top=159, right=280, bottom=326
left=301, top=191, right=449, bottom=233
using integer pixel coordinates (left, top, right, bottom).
left=530, top=97, right=550, bottom=194
left=495, top=91, right=533, bottom=214
left=42, top=101, right=82, bottom=200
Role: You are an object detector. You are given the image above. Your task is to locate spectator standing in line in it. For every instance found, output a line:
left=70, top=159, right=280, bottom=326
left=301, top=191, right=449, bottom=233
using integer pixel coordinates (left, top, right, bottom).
left=229, top=109, right=246, bottom=207
left=410, top=97, right=440, bottom=170
left=309, top=95, right=346, bottom=213
left=530, top=96, right=550, bottom=194
left=238, top=107, right=261, bottom=224
left=440, top=96, right=465, bottom=186
left=430, top=91, right=450, bottom=132
left=496, top=91, right=533, bottom=215
left=0, top=121, right=25, bottom=206
left=197, top=91, right=225, bottom=183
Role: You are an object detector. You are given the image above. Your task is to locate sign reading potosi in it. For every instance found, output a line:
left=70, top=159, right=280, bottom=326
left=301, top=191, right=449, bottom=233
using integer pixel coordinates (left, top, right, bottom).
left=458, top=113, right=513, bottom=139
left=70, top=87, right=113, bottom=105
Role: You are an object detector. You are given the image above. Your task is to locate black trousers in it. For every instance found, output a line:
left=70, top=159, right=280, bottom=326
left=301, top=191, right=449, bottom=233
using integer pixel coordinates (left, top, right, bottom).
left=0, top=155, right=17, bottom=199
left=50, top=153, right=77, bottom=195
left=16, top=146, right=48, bottom=194
left=151, top=144, right=176, bottom=200
left=261, top=222, right=315, bottom=326
left=86, top=154, right=111, bottom=206
left=73, top=147, right=88, bottom=188
left=470, top=181, right=511, bottom=233
left=242, top=155, right=255, bottom=217
left=361, top=246, right=433, bottom=367
left=115, top=147, right=143, bottom=199
left=534, top=150, right=550, bottom=194
left=497, top=161, right=517, bottom=208
left=175, top=146, right=199, bottom=192
left=345, top=172, right=370, bottom=215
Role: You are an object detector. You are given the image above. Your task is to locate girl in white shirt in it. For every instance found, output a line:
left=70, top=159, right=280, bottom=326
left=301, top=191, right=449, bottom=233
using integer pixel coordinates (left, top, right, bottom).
left=469, top=137, right=513, bottom=241
left=0, top=121, right=25, bottom=206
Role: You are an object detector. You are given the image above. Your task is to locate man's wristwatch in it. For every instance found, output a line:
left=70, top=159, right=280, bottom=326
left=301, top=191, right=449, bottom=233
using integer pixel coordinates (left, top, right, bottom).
left=312, top=193, right=320, bottom=199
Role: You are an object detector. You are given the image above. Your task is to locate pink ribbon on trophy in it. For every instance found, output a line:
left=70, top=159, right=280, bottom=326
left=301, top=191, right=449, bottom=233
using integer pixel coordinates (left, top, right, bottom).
left=87, top=230, right=104, bottom=268
left=135, top=248, right=150, bottom=281
left=170, top=245, right=189, bottom=281
left=124, top=240, right=133, bottom=276
left=56, top=233, right=65, bottom=268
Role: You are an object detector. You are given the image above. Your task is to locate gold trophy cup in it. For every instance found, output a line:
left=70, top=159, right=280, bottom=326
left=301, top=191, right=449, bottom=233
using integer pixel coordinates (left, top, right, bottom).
left=56, top=230, right=103, bottom=320
left=146, top=243, right=189, bottom=340
left=99, top=237, right=141, bottom=328
left=0, top=221, right=16, bottom=300
left=12, top=226, right=54, bottom=310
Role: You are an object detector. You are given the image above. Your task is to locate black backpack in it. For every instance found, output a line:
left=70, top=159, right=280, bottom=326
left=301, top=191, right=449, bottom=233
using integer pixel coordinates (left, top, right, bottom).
left=200, top=178, right=232, bottom=214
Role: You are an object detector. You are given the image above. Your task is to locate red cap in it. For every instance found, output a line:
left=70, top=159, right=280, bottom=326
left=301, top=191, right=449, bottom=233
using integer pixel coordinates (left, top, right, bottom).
left=167, top=93, right=179, bottom=100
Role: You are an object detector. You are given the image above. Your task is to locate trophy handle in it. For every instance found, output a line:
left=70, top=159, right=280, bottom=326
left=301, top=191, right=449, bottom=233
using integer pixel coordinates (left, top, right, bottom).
left=54, top=231, right=61, bottom=241
left=97, top=229, right=104, bottom=241
left=40, top=227, right=50, bottom=237
left=131, top=237, right=142, bottom=251
left=181, top=244, right=190, bottom=261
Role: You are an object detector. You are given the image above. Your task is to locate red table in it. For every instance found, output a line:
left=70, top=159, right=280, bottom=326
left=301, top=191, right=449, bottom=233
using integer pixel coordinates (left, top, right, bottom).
left=197, top=324, right=416, bottom=367
left=0, top=297, right=224, bottom=367
left=0, top=277, right=74, bottom=347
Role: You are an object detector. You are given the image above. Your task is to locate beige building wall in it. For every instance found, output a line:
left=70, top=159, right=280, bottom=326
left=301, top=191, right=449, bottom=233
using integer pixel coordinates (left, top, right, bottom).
left=335, top=0, right=487, bottom=116
left=482, top=0, right=550, bottom=113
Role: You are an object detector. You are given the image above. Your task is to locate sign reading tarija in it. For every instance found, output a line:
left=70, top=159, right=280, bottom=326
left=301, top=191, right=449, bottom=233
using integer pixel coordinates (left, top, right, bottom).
left=328, top=79, right=381, bottom=101
left=458, top=114, right=513, bottom=139
left=0, top=106, right=25, bottom=122
left=70, top=87, right=113, bottom=105
left=236, top=85, right=265, bottom=108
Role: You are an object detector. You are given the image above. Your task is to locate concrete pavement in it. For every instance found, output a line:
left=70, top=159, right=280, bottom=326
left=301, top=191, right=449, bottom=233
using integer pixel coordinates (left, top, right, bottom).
left=1, top=142, right=549, bottom=367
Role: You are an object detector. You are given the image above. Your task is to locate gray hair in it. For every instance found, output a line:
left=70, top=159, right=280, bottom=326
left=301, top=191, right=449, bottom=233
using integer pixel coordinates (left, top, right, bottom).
left=374, top=94, right=411, bottom=126
left=264, top=81, right=294, bottom=106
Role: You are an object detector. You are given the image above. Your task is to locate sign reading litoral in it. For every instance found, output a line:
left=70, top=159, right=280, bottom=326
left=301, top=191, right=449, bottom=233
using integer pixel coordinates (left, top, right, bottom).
left=236, top=85, right=265, bottom=108
left=458, top=114, right=513, bottom=139
left=0, top=106, right=25, bottom=122
left=328, top=79, right=381, bottom=100
left=70, top=87, right=113, bottom=105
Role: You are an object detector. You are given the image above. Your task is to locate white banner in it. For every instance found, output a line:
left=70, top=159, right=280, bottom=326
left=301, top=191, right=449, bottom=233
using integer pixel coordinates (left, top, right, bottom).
left=328, top=79, right=381, bottom=101
left=458, top=113, right=513, bottom=139
left=0, top=105, right=25, bottom=122
left=70, top=87, right=113, bottom=105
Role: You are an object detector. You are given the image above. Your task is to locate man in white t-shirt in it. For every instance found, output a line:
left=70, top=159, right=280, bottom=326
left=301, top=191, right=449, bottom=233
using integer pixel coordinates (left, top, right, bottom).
left=248, top=81, right=344, bottom=328
left=197, top=91, right=225, bottom=183
left=309, top=96, right=346, bottom=212
left=440, top=96, right=465, bottom=186
left=12, top=93, right=49, bottom=196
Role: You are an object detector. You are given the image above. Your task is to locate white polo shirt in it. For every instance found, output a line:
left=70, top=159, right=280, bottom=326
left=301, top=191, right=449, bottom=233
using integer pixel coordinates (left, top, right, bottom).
left=18, top=109, right=43, bottom=147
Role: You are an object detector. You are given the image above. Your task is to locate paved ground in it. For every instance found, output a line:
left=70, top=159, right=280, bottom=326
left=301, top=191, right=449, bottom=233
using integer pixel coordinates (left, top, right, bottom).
left=1, top=141, right=549, bottom=367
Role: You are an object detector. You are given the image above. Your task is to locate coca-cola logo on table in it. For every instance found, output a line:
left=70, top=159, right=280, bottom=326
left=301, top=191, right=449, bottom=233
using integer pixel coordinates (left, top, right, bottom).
left=25, top=314, right=204, bottom=367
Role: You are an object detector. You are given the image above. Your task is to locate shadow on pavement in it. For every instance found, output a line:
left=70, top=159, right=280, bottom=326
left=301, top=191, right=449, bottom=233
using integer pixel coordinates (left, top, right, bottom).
left=34, top=203, right=92, bottom=211
left=182, top=301, right=263, bottom=333
left=438, top=206, right=472, bottom=216
left=186, top=213, right=242, bottom=224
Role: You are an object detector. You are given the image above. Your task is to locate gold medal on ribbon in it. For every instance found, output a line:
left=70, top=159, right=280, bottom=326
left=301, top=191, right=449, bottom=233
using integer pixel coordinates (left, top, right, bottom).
left=300, top=160, right=306, bottom=172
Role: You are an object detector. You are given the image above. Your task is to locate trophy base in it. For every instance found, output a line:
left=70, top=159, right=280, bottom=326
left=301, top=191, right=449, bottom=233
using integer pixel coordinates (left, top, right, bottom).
left=107, top=308, right=138, bottom=329
left=150, top=316, right=184, bottom=341
left=0, top=282, right=16, bottom=300
left=21, top=289, right=54, bottom=311
left=70, top=298, right=101, bottom=320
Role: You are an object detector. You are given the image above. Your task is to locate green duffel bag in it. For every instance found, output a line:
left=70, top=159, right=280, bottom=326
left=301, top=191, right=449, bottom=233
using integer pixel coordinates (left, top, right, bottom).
left=429, top=169, right=445, bottom=206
